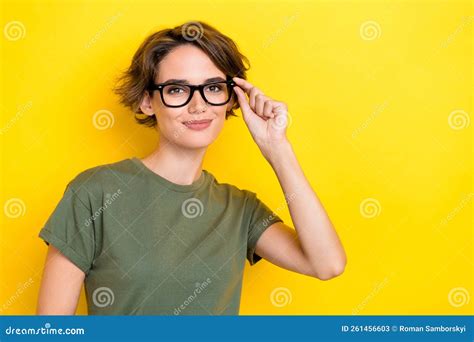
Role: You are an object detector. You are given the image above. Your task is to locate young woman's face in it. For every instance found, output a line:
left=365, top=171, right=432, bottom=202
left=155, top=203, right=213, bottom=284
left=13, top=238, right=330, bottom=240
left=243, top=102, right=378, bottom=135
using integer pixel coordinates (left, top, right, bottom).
left=140, top=44, right=234, bottom=149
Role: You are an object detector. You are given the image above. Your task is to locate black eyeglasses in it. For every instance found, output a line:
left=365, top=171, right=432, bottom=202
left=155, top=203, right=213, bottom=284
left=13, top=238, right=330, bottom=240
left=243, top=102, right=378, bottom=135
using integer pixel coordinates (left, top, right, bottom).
left=147, top=75, right=236, bottom=108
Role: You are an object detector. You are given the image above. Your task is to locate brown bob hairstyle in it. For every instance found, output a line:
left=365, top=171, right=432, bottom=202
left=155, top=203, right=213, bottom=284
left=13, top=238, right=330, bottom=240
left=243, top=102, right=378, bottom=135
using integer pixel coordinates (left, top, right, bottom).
left=113, top=21, right=250, bottom=128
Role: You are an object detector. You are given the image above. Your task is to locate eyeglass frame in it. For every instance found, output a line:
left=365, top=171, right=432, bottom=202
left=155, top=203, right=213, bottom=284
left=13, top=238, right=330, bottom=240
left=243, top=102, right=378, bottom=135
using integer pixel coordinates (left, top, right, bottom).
left=147, top=75, right=236, bottom=108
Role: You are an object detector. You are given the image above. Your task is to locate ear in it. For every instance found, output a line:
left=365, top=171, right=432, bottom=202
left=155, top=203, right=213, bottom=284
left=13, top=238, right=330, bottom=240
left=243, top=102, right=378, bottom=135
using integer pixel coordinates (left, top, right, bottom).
left=139, top=91, right=156, bottom=116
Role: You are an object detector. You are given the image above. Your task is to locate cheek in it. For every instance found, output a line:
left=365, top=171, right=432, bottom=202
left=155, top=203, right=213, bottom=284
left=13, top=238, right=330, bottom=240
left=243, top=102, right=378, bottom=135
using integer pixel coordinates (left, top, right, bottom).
left=155, top=110, right=184, bottom=137
left=155, top=105, right=179, bottom=124
left=210, top=115, right=225, bottom=134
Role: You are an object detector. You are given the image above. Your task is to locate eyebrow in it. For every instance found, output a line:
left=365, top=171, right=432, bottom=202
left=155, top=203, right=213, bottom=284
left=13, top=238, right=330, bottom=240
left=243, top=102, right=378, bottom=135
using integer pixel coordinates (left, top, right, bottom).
left=161, top=76, right=226, bottom=85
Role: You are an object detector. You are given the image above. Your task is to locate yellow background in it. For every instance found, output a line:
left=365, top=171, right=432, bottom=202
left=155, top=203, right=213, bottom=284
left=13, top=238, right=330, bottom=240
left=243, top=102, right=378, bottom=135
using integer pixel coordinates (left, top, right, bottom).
left=0, top=0, right=472, bottom=315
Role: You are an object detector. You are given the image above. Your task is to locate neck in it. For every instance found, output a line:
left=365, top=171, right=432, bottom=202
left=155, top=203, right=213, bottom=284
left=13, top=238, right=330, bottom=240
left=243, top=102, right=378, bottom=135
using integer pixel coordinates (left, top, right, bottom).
left=140, top=137, right=207, bottom=186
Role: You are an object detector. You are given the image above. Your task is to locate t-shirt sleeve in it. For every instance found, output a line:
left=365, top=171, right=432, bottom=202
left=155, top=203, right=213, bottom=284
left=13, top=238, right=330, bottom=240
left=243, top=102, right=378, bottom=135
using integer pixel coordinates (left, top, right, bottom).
left=245, top=191, right=284, bottom=266
left=38, top=180, right=96, bottom=275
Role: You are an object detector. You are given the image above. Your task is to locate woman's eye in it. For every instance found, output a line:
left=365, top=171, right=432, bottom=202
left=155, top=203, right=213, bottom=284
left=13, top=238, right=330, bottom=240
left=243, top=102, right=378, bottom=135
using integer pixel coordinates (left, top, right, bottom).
left=206, top=85, right=223, bottom=93
left=166, top=86, right=187, bottom=95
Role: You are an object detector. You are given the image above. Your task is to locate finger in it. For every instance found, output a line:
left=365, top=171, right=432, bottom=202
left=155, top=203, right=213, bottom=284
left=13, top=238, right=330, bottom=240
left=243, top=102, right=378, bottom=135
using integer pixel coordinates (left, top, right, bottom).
left=232, top=77, right=255, bottom=94
left=255, top=94, right=267, bottom=117
left=233, top=77, right=265, bottom=110
left=249, top=86, right=264, bottom=110
left=272, top=101, right=288, bottom=116
left=233, top=86, right=253, bottom=119
left=263, top=100, right=275, bottom=118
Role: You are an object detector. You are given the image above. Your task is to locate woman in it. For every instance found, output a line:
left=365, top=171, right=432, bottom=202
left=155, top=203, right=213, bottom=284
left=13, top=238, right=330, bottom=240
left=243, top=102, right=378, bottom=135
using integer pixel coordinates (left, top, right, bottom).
left=37, top=21, right=346, bottom=315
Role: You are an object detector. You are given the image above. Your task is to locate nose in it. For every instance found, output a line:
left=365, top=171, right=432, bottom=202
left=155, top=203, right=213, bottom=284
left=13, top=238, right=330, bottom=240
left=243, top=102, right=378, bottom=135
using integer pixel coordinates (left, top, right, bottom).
left=188, top=89, right=208, bottom=113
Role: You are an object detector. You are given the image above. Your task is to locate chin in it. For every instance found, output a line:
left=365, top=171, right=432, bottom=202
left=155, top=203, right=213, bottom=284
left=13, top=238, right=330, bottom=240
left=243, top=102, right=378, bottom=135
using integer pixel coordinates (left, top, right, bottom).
left=181, top=134, right=218, bottom=149
left=167, top=130, right=215, bottom=149
left=176, top=140, right=213, bottom=150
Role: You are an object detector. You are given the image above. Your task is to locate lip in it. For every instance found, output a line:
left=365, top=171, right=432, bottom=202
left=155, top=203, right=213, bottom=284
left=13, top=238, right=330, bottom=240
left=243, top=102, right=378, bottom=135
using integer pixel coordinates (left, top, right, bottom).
left=182, top=119, right=213, bottom=131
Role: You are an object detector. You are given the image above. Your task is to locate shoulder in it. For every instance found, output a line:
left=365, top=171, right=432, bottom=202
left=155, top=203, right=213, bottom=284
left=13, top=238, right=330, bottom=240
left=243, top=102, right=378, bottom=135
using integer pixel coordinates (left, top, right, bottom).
left=64, top=158, right=134, bottom=200
left=206, top=172, right=256, bottom=204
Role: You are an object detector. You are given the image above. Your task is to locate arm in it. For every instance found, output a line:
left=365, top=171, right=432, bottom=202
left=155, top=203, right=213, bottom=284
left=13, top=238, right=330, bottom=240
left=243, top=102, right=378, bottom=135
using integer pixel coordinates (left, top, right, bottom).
left=256, top=140, right=346, bottom=280
left=232, top=77, right=347, bottom=280
left=253, top=221, right=318, bottom=277
left=37, top=245, right=85, bottom=315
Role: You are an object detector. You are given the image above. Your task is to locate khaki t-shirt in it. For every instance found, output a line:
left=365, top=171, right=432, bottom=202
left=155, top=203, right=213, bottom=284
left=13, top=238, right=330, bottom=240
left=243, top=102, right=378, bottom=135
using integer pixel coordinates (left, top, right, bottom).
left=38, top=157, right=283, bottom=315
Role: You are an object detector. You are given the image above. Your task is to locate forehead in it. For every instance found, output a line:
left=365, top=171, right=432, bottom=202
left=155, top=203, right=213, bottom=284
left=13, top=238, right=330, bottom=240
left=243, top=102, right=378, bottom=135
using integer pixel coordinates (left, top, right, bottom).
left=156, top=45, right=225, bottom=83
